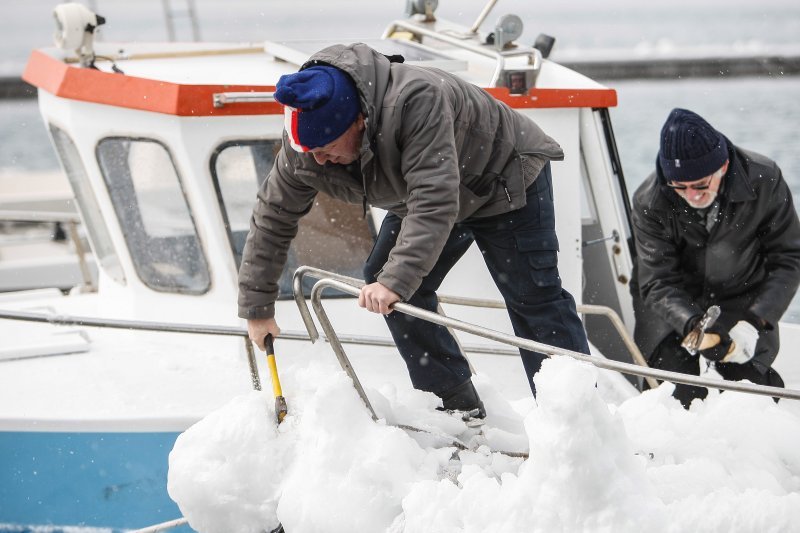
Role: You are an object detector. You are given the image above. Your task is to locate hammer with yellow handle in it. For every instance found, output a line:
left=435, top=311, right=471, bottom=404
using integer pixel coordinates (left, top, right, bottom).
left=264, top=334, right=288, bottom=424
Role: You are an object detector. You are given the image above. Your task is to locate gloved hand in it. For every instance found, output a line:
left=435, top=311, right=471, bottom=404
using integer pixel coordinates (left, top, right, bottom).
left=681, top=314, right=727, bottom=356
left=723, top=320, right=759, bottom=364
left=681, top=314, right=703, bottom=354
left=697, top=325, right=732, bottom=362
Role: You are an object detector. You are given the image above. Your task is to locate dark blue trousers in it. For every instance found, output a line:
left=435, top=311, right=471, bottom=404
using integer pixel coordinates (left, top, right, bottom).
left=363, top=163, right=590, bottom=397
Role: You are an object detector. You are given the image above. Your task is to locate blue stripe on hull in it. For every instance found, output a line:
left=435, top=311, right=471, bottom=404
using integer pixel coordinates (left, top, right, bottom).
left=0, top=431, right=193, bottom=531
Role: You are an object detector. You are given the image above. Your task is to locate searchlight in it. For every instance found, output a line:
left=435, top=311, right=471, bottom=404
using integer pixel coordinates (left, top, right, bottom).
left=53, top=2, right=105, bottom=67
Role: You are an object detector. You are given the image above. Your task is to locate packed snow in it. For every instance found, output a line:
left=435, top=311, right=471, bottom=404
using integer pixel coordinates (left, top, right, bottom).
left=168, top=344, right=800, bottom=532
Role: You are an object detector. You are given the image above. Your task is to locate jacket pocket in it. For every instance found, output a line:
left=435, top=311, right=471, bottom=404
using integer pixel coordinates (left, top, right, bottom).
left=457, top=183, right=494, bottom=221
left=515, top=229, right=561, bottom=291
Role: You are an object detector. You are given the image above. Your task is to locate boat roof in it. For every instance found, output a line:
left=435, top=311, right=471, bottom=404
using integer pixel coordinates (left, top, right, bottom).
left=23, top=38, right=617, bottom=117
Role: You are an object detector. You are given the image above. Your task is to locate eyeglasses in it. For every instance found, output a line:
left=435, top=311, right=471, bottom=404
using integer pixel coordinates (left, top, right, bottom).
left=666, top=178, right=713, bottom=191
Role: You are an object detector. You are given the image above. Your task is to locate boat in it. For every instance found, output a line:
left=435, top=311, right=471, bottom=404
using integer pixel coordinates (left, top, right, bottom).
left=2, top=1, right=799, bottom=531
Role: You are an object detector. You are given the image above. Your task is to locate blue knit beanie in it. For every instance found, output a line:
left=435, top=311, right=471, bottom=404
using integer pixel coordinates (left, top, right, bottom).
left=274, top=66, right=361, bottom=152
left=658, top=108, right=728, bottom=182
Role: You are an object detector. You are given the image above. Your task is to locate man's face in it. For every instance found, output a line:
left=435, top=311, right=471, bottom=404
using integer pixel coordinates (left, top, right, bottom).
left=667, top=160, right=728, bottom=209
left=310, top=115, right=365, bottom=166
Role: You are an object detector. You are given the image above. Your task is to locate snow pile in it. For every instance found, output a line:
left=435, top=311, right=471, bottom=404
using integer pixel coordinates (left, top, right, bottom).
left=619, top=386, right=800, bottom=531
left=168, top=346, right=442, bottom=532
left=168, top=345, right=800, bottom=532
left=166, top=392, right=290, bottom=532
left=395, top=359, right=665, bottom=532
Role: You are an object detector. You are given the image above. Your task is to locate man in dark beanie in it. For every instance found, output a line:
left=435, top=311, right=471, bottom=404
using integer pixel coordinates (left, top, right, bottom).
left=238, top=43, right=590, bottom=417
left=631, top=108, right=800, bottom=408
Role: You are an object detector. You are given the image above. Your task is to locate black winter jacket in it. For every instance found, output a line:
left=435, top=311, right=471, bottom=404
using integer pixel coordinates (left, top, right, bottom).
left=630, top=143, right=800, bottom=361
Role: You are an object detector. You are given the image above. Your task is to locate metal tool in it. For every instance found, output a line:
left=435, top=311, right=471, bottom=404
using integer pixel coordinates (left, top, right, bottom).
left=681, top=305, right=721, bottom=355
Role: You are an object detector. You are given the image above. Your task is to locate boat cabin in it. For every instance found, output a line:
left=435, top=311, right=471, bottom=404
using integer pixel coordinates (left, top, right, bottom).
left=19, top=10, right=635, bottom=362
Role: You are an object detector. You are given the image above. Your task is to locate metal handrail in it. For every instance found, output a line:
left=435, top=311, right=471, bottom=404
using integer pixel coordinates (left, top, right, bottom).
left=0, top=308, right=272, bottom=392
left=435, top=294, right=657, bottom=389
left=291, top=266, right=656, bottom=386
left=292, top=265, right=362, bottom=341
left=308, top=278, right=800, bottom=402
left=0, top=210, right=95, bottom=291
left=129, top=517, right=188, bottom=533
left=382, top=18, right=542, bottom=88
left=0, top=209, right=81, bottom=224
left=0, top=304, right=505, bottom=364
left=213, top=91, right=275, bottom=108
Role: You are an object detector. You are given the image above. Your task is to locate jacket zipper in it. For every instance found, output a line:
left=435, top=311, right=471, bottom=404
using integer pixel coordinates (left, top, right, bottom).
left=499, top=178, right=512, bottom=203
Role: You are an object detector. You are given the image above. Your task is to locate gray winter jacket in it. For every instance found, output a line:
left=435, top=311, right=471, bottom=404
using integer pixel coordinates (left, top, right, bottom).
left=238, top=43, right=564, bottom=319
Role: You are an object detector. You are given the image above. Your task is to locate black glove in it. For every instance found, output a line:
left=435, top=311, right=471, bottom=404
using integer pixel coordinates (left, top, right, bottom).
left=683, top=315, right=702, bottom=337
left=698, top=324, right=732, bottom=362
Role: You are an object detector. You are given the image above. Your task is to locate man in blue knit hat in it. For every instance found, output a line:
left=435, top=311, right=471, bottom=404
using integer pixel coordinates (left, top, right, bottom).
left=630, top=108, right=800, bottom=408
left=238, top=44, right=591, bottom=417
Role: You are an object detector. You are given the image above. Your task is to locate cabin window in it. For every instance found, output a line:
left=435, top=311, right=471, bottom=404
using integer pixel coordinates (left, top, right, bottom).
left=48, top=124, right=126, bottom=285
left=211, top=140, right=375, bottom=297
left=96, top=137, right=210, bottom=294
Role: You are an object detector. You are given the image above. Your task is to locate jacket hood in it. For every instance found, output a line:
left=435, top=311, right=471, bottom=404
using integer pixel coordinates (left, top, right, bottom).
left=302, top=43, right=392, bottom=140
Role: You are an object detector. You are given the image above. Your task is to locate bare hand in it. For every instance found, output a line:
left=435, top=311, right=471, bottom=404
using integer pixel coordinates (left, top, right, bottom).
left=697, top=333, right=721, bottom=350
left=358, top=282, right=401, bottom=315
left=247, top=317, right=281, bottom=351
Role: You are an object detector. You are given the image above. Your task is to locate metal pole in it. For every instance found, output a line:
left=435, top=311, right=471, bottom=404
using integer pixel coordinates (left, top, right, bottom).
left=291, top=268, right=654, bottom=382
left=310, top=278, right=800, bottom=402
left=429, top=294, right=658, bottom=388
left=244, top=337, right=262, bottom=391
left=162, top=0, right=176, bottom=42
left=130, top=517, right=189, bottom=533
left=187, top=0, right=201, bottom=41
left=469, top=0, right=500, bottom=34
left=65, top=221, right=96, bottom=292
left=292, top=265, right=364, bottom=342
left=0, top=308, right=510, bottom=358
left=310, top=286, right=379, bottom=421
left=0, top=308, right=294, bottom=338
left=578, top=304, right=658, bottom=389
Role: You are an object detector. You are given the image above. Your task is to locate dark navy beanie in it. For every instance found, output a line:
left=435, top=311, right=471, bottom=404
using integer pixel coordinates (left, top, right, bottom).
left=658, top=108, right=728, bottom=182
left=274, top=66, right=361, bottom=151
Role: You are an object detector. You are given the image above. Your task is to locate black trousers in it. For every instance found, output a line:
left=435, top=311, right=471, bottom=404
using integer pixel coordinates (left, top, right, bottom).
left=363, top=163, right=590, bottom=398
left=645, top=333, right=785, bottom=408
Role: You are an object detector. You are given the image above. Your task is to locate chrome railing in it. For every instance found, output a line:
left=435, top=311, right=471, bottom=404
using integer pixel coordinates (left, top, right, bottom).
left=0, top=209, right=95, bottom=292
left=292, top=266, right=657, bottom=387
left=295, top=268, right=800, bottom=403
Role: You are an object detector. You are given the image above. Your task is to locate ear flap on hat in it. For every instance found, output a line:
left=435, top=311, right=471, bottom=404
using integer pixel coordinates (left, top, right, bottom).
left=283, top=106, right=310, bottom=152
left=274, top=65, right=361, bottom=150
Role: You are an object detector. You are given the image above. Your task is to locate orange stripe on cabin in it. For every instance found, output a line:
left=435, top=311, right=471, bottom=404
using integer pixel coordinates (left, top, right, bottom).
left=22, top=50, right=283, bottom=116
left=485, top=87, right=617, bottom=109
left=23, top=50, right=616, bottom=116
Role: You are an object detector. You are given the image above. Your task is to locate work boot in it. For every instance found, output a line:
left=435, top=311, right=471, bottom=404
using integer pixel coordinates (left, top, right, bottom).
left=437, top=379, right=486, bottom=419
